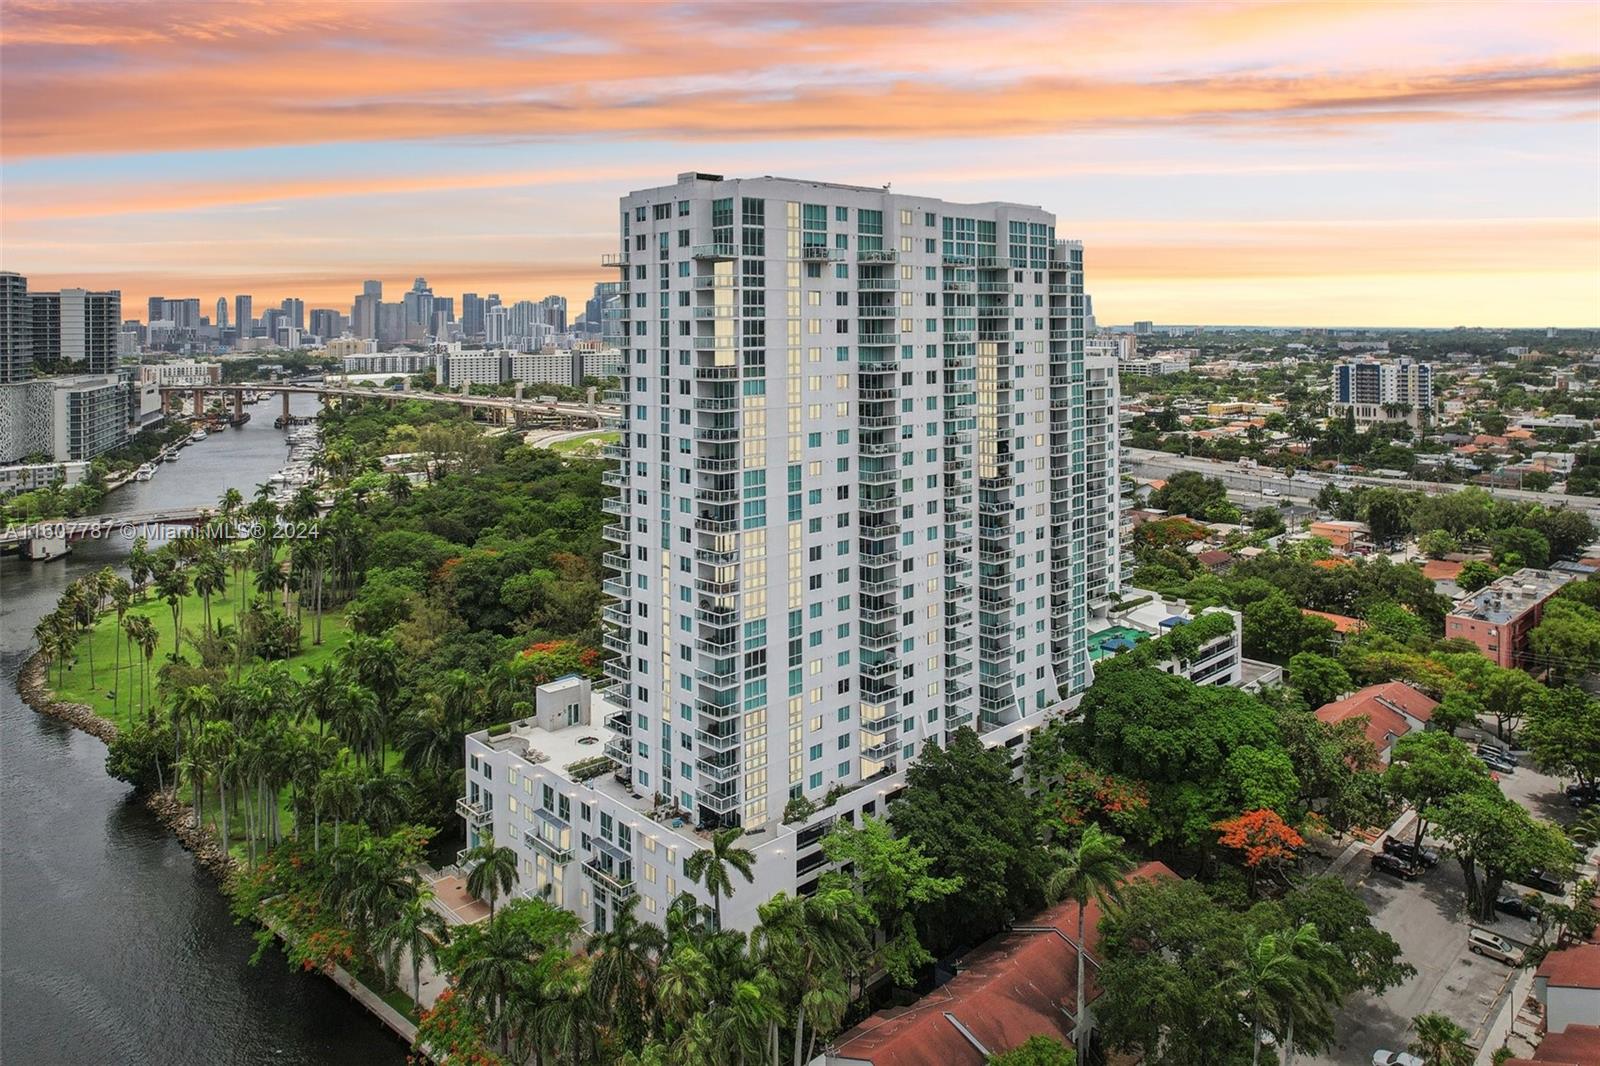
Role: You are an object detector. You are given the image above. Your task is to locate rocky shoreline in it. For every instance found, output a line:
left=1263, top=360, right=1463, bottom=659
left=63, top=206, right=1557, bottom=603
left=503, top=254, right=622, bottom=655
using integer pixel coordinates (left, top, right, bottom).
left=19, top=650, right=235, bottom=878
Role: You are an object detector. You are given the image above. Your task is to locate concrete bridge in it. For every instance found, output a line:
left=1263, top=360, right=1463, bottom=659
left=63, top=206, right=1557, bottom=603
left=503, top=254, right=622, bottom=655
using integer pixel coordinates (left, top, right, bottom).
left=159, top=380, right=621, bottom=430
left=1, top=506, right=214, bottom=561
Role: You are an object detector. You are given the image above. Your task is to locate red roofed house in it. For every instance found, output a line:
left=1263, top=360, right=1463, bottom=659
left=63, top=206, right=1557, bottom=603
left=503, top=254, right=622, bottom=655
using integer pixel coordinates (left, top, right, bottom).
left=1314, top=682, right=1438, bottom=763
left=1421, top=559, right=1464, bottom=584
left=1301, top=608, right=1365, bottom=641
left=1535, top=943, right=1600, bottom=1035
left=1503, top=1025, right=1600, bottom=1066
left=817, top=862, right=1178, bottom=1066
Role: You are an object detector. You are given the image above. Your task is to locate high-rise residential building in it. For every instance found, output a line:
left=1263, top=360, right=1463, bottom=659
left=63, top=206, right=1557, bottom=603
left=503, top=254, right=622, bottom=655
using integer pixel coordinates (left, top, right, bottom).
left=1133, top=320, right=1153, bottom=335
left=352, top=293, right=379, bottom=339
left=2, top=272, right=32, bottom=384
left=460, top=173, right=1102, bottom=932
left=1331, top=357, right=1434, bottom=429
left=260, top=308, right=285, bottom=344
left=147, top=296, right=165, bottom=324
left=55, top=288, right=121, bottom=373
left=484, top=305, right=510, bottom=346
left=280, top=298, right=305, bottom=331
left=234, top=295, right=253, bottom=339
left=308, top=308, right=343, bottom=339
left=541, top=295, right=568, bottom=333
left=363, top=279, right=383, bottom=299
left=462, top=293, right=485, bottom=338
left=215, top=297, right=229, bottom=331
left=30, top=291, right=61, bottom=364
left=376, top=302, right=408, bottom=345
left=403, top=277, right=434, bottom=333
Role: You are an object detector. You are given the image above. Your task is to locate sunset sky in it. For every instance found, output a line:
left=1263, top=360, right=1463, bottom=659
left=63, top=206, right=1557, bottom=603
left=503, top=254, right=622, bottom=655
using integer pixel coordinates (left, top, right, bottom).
left=3, top=0, right=1598, bottom=327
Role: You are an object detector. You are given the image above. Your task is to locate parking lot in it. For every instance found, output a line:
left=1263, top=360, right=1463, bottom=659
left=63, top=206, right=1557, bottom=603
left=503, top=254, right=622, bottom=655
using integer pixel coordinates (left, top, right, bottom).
left=1302, top=745, right=1577, bottom=1065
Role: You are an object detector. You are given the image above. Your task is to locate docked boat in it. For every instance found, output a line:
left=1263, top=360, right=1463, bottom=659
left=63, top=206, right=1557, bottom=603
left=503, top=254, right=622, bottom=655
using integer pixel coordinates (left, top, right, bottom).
left=190, top=429, right=208, bottom=442
left=133, top=463, right=156, bottom=481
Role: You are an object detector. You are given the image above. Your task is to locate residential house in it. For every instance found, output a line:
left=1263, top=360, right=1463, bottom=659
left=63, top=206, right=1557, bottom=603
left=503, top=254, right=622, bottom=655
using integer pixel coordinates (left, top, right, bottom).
left=1534, top=943, right=1600, bottom=1036
left=814, top=863, right=1178, bottom=1066
left=1314, top=681, right=1438, bottom=763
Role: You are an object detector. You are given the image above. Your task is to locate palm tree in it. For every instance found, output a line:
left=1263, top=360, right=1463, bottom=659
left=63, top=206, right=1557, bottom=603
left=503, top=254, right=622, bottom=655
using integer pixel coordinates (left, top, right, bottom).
left=193, top=554, right=227, bottom=636
left=130, top=616, right=160, bottom=726
left=380, top=891, right=449, bottom=1010
left=456, top=910, right=536, bottom=1055
left=63, top=580, right=98, bottom=686
left=1408, top=1012, right=1474, bottom=1066
left=154, top=562, right=190, bottom=657
left=754, top=884, right=870, bottom=1066
left=316, top=764, right=362, bottom=848
left=1236, top=922, right=1341, bottom=1066
left=107, top=576, right=132, bottom=718
left=465, top=837, right=519, bottom=918
left=684, top=826, right=755, bottom=930
left=587, top=895, right=666, bottom=1048
left=1045, top=824, right=1134, bottom=1061
left=386, top=472, right=413, bottom=503
left=218, top=487, right=244, bottom=532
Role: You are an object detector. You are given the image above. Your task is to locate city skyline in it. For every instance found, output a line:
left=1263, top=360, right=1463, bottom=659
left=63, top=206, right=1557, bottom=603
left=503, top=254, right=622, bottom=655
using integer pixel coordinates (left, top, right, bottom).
left=3, top=1, right=1598, bottom=327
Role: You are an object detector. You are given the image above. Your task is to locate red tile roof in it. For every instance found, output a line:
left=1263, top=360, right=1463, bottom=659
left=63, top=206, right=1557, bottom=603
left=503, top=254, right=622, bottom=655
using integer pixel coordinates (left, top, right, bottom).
left=1314, top=683, right=1438, bottom=755
left=1538, top=943, right=1600, bottom=990
left=1196, top=550, right=1235, bottom=567
left=1421, top=559, right=1465, bottom=582
left=827, top=862, right=1178, bottom=1066
left=1301, top=608, right=1365, bottom=635
left=1503, top=1024, right=1600, bottom=1065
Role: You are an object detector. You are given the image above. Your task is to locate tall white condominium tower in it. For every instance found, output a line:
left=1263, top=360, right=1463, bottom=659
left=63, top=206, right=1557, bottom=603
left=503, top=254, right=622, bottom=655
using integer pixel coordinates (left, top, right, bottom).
left=602, top=173, right=1099, bottom=834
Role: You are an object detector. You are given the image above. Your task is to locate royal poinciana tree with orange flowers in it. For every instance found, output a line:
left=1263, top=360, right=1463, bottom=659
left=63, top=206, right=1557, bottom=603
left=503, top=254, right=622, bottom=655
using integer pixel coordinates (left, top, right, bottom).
left=1215, top=809, right=1305, bottom=896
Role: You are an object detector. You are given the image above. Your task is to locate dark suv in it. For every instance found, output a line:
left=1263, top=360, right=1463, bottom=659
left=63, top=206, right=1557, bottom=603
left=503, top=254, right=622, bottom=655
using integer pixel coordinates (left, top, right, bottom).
left=1383, top=838, right=1440, bottom=867
left=1371, top=852, right=1423, bottom=880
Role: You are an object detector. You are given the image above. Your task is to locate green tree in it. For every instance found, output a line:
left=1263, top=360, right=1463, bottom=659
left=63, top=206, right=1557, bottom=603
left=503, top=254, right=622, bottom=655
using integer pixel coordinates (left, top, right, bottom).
left=1530, top=599, right=1600, bottom=684
left=1244, top=592, right=1330, bottom=663
left=1384, top=731, right=1495, bottom=850
left=1455, top=560, right=1499, bottom=593
left=1408, top=1011, right=1474, bottom=1066
left=380, top=891, right=449, bottom=1008
left=988, top=1035, right=1076, bottom=1066
left=1417, top=530, right=1459, bottom=560
left=1286, top=652, right=1352, bottom=708
left=1234, top=922, right=1342, bottom=1066
left=465, top=838, right=518, bottom=918
left=890, top=728, right=1049, bottom=953
left=585, top=895, right=664, bottom=1050
left=1362, top=488, right=1406, bottom=546
left=1430, top=790, right=1575, bottom=922
left=820, top=815, right=962, bottom=985
left=683, top=826, right=755, bottom=931
left=1523, top=686, right=1600, bottom=789
left=1491, top=526, right=1551, bottom=569
left=1045, top=825, right=1134, bottom=1060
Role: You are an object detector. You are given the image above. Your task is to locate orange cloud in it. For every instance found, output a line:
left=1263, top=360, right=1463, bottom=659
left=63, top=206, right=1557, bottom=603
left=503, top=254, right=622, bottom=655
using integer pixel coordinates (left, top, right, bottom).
left=3, top=2, right=1595, bottom=157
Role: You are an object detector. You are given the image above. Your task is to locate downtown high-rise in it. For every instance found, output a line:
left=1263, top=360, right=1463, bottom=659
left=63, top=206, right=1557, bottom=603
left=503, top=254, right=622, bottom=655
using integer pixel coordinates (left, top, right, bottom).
left=600, top=173, right=1103, bottom=830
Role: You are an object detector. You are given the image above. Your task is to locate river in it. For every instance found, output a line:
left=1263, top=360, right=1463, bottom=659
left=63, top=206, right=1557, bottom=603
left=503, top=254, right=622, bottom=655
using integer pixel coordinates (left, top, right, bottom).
left=0, top=394, right=408, bottom=1066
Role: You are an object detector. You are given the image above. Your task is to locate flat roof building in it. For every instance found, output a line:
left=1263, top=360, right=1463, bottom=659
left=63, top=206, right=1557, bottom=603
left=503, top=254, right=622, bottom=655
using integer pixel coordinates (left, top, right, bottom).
left=1446, top=568, right=1576, bottom=670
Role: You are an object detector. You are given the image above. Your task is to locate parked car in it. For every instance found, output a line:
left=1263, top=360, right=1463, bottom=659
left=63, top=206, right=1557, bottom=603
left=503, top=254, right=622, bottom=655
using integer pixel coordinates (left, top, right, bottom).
left=1508, top=868, right=1566, bottom=896
left=1372, top=1051, right=1424, bottom=1066
left=1371, top=853, right=1423, bottom=880
left=1467, top=928, right=1523, bottom=965
left=1382, top=838, right=1441, bottom=867
left=1477, top=752, right=1517, bottom=774
left=1566, top=783, right=1600, bottom=808
left=1495, top=892, right=1543, bottom=920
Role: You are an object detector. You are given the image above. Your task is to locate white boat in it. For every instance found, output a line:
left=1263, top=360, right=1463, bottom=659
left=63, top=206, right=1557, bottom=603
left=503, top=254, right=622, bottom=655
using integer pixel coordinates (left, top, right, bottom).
left=133, top=463, right=156, bottom=481
left=190, top=429, right=208, bottom=442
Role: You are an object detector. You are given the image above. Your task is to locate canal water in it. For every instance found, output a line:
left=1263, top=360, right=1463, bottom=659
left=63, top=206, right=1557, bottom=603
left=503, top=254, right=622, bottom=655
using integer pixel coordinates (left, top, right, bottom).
left=0, top=394, right=408, bottom=1066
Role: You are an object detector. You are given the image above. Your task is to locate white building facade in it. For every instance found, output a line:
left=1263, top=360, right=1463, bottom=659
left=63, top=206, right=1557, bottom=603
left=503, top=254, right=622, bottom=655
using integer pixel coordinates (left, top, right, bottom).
left=599, top=173, right=1100, bottom=833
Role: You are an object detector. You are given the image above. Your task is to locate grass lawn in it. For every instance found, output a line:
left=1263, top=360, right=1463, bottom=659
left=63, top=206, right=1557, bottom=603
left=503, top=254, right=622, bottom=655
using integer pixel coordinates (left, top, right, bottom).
left=547, top=430, right=618, bottom=456
left=47, top=570, right=354, bottom=731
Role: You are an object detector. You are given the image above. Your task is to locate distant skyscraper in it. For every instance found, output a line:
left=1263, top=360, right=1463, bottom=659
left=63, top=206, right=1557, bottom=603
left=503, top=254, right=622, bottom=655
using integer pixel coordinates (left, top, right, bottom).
left=462, top=293, right=485, bottom=337
left=309, top=308, right=343, bottom=339
left=235, top=295, right=253, bottom=338
left=215, top=297, right=229, bottom=330
left=363, top=280, right=383, bottom=298
left=352, top=292, right=379, bottom=339
left=146, top=296, right=165, bottom=324
left=1133, top=320, right=1153, bottom=335
left=540, top=295, right=568, bottom=333
left=30, top=291, right=60, bottom=364
left=281, top=298, right=305, bottom=331
left=1, top=271, right=32, bottom=383
left=484, top=305, right=510, bottom=346
left=402, top=277, right=434, bottom=332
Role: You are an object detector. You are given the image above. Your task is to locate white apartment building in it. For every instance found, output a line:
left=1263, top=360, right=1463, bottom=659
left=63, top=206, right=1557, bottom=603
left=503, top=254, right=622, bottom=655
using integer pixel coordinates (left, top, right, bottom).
left=507, top=350, right=584, bottom=388
left=341, top=351, right=432, bottom=375
left=439, top=350, right=507, bottom=388
left=462, top=172, right=1117, bottom=933
left=463, top=674, right=1061, bottom=934
left=1331, top=357, right=1434, bottom=429
left=137, top=361, right=222, bottom=387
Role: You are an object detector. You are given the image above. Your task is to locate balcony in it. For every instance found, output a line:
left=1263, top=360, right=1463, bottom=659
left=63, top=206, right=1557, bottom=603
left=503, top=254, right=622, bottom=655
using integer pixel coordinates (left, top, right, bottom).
left=694, top=306, right=739, bottom=319
left=692, top=243, right=738, bottom=260
left=693, top=275, right=738, bottom=290
left=695, top=786, right=741, bottom=815
left=600, top=442, right=630, bottom=461
left=526, top=829, right=573, bottom=865
left=603, top=736, right=633, bottom=764
left=693, top=336, right=737, bottom=353
left=696, top=755, right=740, bottom=783
left=857, top=334, right=898, bottom=347
left=601, top=496, right=629, bottom=517
left=858, top=249, right=898, bottom=264
left=584, top=859, right=637, bottom=901
left=857, top=306, right=896, bottom=320
left=802, top=245, right=845, bottom=262
left=602, top=522, right=630, bottom=544
left=456, top=797, right=490, bottom=826
left=696, top=725, right=740, bottom=752
left=857, top=279, right=898, bottom=291
left=602, top=630, right=629, bottom=656
left=601, top=602, right=632, bottom=628
left=601, top=252, right=629, bottom=267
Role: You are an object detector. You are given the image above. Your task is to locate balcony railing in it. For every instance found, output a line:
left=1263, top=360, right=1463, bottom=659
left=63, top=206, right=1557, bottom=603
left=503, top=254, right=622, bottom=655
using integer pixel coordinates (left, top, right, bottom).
left=802, top=246, right=845, bottom=262
left=692, top=243, right=738, bottom=260
left=456, top=797, right=490, bottom=825
left=525, top=829, right=573, bottom=865
left=601, top=252, right=629, bottom=267
left=584, top=859, right=637, bottom=900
